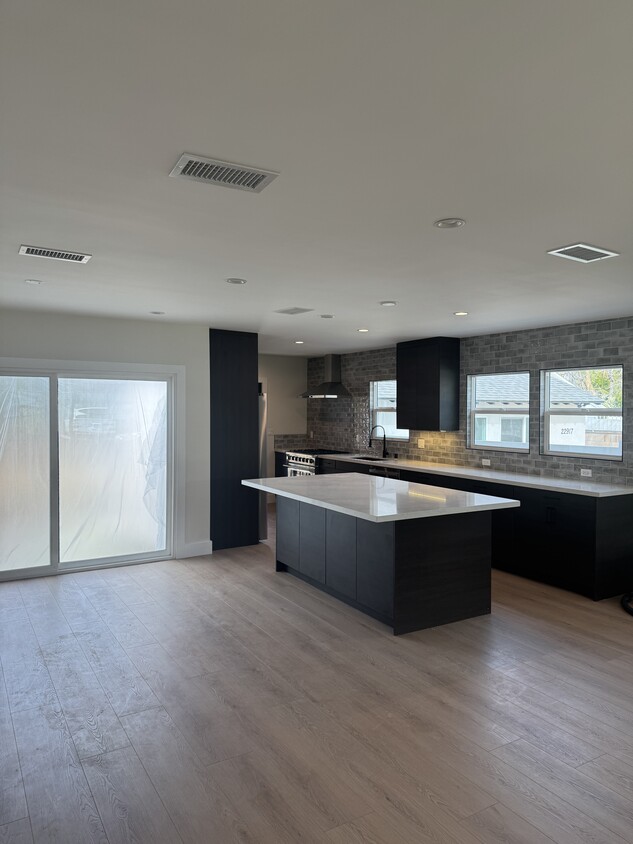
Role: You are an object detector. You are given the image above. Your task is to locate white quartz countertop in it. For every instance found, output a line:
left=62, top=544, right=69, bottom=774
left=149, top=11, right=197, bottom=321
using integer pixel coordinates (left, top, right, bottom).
left=242, top=473, right=520, bottom=523
left=328, top=455, right=632, bottom=498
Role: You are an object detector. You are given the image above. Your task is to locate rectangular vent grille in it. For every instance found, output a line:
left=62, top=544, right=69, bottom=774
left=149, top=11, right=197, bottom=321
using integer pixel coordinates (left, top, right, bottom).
left=275, top=307, right=314, bottom=316
left=169, top=153, right=278, bottom=193
left=19, top=245, right=92, bottom=263
left=547, top=243, right=619, bottom=263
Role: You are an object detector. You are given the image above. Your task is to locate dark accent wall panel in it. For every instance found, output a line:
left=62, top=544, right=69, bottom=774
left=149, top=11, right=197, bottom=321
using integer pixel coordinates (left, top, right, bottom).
left=210, top=329, right=259, bottom=549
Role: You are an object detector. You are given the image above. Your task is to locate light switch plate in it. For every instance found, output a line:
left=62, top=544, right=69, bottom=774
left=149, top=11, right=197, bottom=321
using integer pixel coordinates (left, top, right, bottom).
left=481, top=458, right=491, bottom=467
left=580, top=468, right=592, bottom=478
left=417, top=438, right=425, bottom=448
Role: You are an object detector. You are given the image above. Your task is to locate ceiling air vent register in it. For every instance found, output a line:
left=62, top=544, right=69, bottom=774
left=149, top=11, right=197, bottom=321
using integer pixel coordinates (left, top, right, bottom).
left=547, top=243, right=619, bottom=263
left=169, top=153, right=279, bottom=193
left=274, top=307, right=314, bottom=316
left=19, top=245, right=92, bottom=263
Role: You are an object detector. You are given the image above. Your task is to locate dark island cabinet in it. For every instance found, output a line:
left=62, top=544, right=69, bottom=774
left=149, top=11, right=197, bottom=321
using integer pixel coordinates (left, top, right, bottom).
left=275, top=500, right=491, bottom=633
left=396, top=337, right=460, bottom=431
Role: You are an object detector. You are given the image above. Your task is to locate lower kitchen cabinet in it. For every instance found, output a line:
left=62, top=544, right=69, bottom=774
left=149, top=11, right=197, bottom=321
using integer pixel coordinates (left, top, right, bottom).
left=274, top=451, right=287, bottom=478
left=399, top=467, right=633, bottom=600
left=510, top=488, right=632, bottom=599
left=309, top=458, right=633, bottom=600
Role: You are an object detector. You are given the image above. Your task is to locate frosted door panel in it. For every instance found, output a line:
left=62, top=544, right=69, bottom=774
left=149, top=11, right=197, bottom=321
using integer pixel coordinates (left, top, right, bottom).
left=0, top=376, right=50, bottom=571
left=58, top=378, right=168, bottom=563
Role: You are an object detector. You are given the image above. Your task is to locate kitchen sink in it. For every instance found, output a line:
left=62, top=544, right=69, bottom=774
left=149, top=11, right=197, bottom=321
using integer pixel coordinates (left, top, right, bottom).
left=346, top=454, right=385, bottom=462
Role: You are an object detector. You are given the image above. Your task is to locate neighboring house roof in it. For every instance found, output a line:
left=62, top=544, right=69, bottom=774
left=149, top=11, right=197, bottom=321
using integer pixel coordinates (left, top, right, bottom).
left=474, top=372, right=605, bottom=406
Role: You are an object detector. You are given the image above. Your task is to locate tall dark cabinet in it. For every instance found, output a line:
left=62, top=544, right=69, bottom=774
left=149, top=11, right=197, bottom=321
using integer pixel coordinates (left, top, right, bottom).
left=396, top=336, right=460, bottom=431
left=209, top=328, right=259, bottom=549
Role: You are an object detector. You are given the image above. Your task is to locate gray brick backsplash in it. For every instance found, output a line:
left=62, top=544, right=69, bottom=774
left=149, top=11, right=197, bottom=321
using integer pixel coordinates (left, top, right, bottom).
left=303, top=316, right=633, bottom=486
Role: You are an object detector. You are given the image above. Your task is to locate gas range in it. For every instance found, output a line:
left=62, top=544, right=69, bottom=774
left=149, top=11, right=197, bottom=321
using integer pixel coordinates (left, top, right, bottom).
left=284, top=448, right=346, bottom=476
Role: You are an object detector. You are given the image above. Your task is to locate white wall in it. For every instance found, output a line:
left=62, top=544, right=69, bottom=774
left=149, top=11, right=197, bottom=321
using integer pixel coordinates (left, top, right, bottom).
left=258, top=354, right=307, bottom=436
left=0, top=308, right=211, bottom=558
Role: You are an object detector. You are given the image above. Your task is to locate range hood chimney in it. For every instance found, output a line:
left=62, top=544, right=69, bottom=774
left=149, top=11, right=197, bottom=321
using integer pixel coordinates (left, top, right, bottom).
left=301, top=354, right=351, bottom=399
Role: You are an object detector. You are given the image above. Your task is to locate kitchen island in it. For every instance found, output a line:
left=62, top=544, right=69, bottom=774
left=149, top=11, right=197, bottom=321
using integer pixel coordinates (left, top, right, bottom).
left=242, top=473, right=519, bottom=634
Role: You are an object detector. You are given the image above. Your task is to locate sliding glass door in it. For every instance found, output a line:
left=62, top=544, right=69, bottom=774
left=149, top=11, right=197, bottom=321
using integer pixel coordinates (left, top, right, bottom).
left=0, top=375, right=52, bottom=573
left=0, top=370, right=172, bottom=578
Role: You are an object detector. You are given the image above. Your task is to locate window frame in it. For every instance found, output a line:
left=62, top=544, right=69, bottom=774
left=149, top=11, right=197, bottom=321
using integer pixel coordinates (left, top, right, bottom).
left=541, top=366, right=623, bottom=461
left=467, top=371, right=531, bottom=453
left=369, top=379, right=409, bottom=442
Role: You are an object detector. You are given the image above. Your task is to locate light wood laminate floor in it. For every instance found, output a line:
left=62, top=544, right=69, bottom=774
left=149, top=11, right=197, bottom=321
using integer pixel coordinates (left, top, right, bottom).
left=2, top=523, right=633, bottom=843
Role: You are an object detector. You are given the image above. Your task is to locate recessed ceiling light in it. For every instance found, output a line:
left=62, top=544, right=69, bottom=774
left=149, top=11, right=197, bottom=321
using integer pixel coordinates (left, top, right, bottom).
left=380, top=301, right=397, bottom=307
left=453, top=311, right=468, bottom=316
left=149, top=311, right=165, bottom=315
left=294, top=340, right=304, bottom=344
left=226, top=277, right=247, bottom=285
left=24, top=278, right=45, bottom=285
left=434, top=218, right=465, bottom=229
left=320, top=314, right=334, bottom=319
left=358, top=328, right=369, bottom=333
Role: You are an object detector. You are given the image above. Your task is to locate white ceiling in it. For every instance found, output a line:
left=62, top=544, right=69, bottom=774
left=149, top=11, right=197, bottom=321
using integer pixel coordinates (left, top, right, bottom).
left=1, top=0, right=632, bottom=355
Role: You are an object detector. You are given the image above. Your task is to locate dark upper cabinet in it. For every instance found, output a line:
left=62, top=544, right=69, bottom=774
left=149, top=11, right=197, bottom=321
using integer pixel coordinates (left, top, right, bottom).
left=396, top=337, right=460, bottom=431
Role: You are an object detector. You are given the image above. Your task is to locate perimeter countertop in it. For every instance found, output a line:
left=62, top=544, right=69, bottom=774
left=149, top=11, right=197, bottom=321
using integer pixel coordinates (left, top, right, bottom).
left=242, top=473, right=519, bottom=523
left=327, top=455, right=632, bottom=498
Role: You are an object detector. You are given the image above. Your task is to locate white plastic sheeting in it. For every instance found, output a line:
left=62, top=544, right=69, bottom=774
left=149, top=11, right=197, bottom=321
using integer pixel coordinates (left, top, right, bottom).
left=0, top=376, right=50, bottom=571
left=58, top=378, right=168, bottom=563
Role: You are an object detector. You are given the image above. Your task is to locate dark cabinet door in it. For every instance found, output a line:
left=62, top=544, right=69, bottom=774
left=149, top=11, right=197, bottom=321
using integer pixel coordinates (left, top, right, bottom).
left=337, top=461, right=370, bottom=474
left=325, top=511, right=357, bottom=599
left=512, top=488, right=595, bottom=593
left=299, top=503, right=326, bottom=583
left=274, top=451, right=287, bottom=478
left=317, top=458, right=338, bottom=474
left=356, top=521, right=394, bottom=619
left=396, top=337, right=459, bottom=431
left=276, top=496, right=300, bottom=568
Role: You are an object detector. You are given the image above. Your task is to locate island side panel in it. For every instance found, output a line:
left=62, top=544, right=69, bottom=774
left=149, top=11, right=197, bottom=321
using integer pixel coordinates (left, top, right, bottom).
left=392, top=511, right=492, bottom=635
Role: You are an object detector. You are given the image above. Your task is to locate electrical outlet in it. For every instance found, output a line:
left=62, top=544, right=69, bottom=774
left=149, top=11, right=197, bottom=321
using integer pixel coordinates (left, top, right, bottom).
left=580, top=468, right=592, bottom=478
left=481, top=458, right=491, bottom=467
left=417, top=438, right=425, bottom=448
left=309, top=430, right=314, bottom=440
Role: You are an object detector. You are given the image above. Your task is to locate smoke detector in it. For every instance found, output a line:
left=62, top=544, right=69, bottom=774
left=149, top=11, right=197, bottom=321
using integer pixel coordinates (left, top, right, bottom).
left=19, top=245, right=91, bottom=263
left=169, top=153, right=278, bottom=193
left=547, top=243, right=619, bottom=263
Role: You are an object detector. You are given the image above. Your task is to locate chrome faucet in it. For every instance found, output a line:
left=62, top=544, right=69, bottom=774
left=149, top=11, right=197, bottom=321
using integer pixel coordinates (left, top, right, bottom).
left=368, top=425, right=388, bottom=458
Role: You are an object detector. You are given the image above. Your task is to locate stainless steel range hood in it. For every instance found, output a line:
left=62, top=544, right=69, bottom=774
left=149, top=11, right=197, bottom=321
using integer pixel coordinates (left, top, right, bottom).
left=301, top=354, right=351, bottom=398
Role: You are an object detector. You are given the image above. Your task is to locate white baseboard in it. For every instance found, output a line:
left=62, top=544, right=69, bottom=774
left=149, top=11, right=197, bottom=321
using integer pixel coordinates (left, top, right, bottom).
left=176, top=540, right=213, bottom=559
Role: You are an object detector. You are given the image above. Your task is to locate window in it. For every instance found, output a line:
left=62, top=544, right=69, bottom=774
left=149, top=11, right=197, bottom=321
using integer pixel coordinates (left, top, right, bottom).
left=542, top=366, right=623, bottom=460
left=468, top=372, right=530, bottom=451
left=370, top=380, right=409, bottom=440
